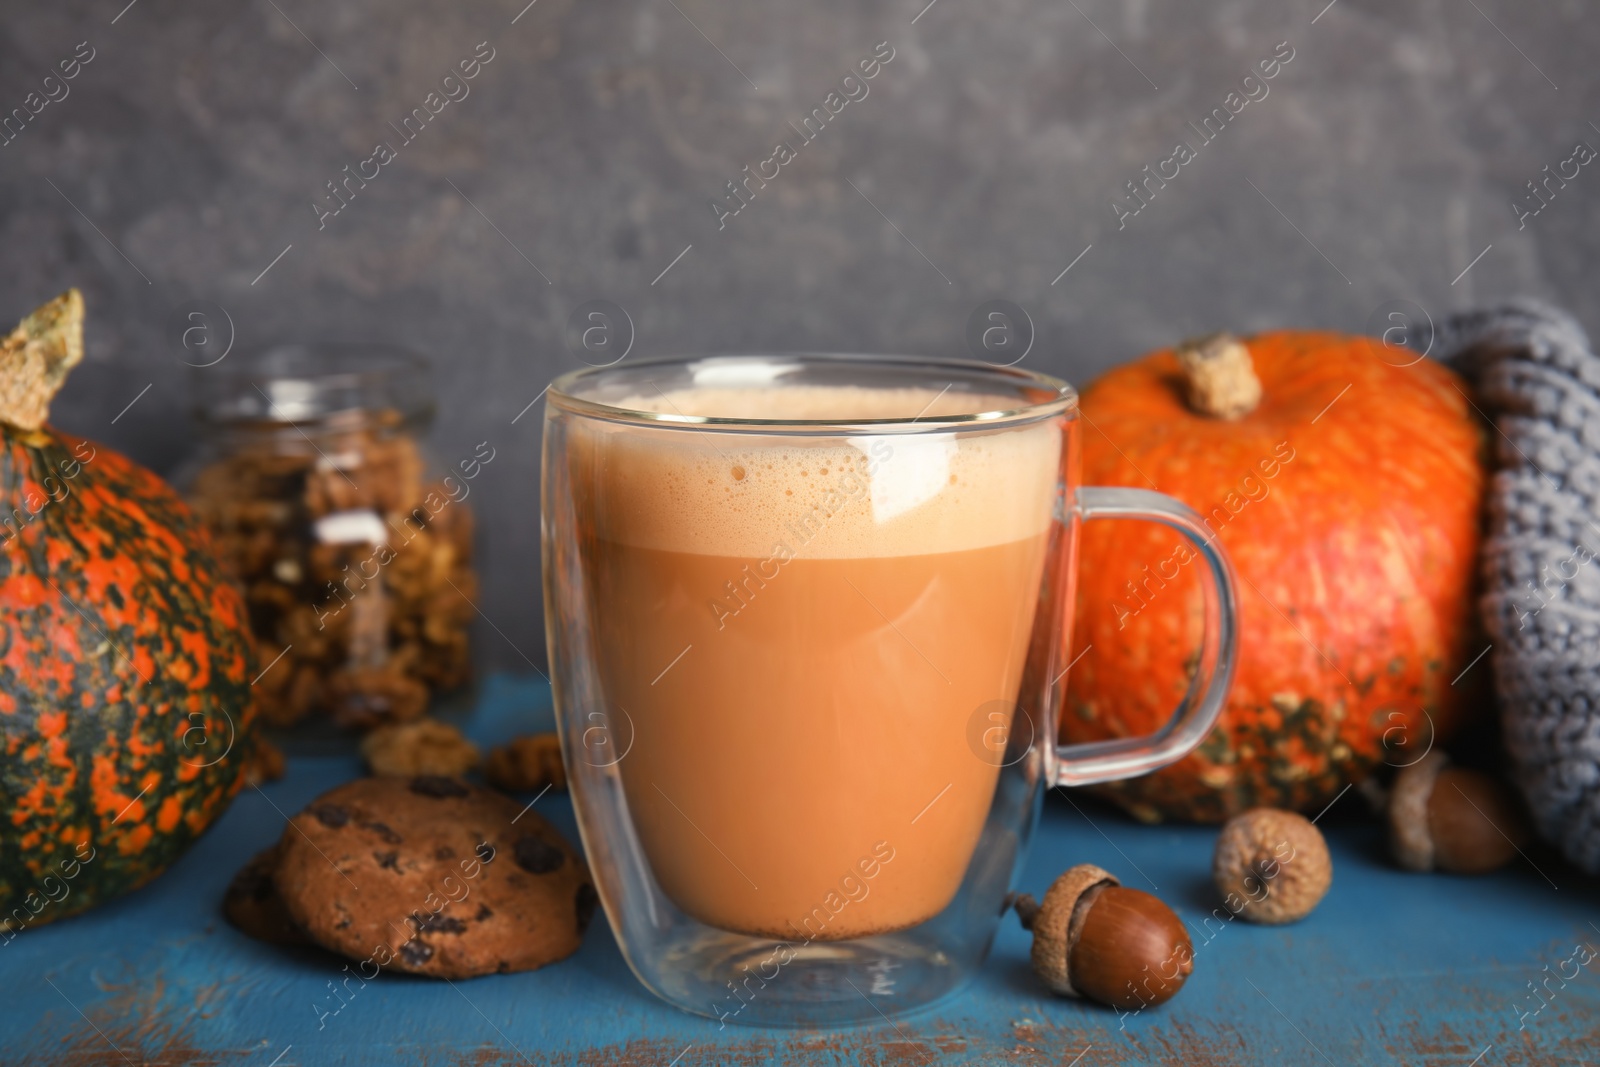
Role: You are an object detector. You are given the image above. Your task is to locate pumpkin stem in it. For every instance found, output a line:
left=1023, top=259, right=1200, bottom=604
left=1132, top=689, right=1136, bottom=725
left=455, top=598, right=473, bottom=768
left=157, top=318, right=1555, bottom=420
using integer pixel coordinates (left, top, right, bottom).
left=1176, top=332, right=1261, bottom=420
left=0, top=290, right=86, bottom=432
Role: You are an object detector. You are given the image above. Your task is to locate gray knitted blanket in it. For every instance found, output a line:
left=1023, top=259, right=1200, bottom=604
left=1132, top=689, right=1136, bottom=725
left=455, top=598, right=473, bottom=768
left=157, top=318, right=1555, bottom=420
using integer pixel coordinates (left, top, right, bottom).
left=1427, top=300, right=1600, bottom=874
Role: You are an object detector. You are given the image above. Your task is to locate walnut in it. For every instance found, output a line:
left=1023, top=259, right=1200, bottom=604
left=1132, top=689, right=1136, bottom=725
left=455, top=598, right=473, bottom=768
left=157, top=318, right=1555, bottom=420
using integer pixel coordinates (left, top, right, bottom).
left=255, top=665, right=320, bottom=729
left=415, top=634, right=470, bottom=689
left=243, top=736, right=287, bottom=786
left=246, top=579, right=296, bottom=616
left=362, top=432, right=425, bottom=514
left=278, top=605, right=338, bottom=664
left=327, top=663, right=429, bottom=729
left=285, top=665, right=324, bottom=720
left=304, top=459, right=371, bottom=516
left=485, top=734, right=567, bottom=793
left=360, top=718, right=479, bottom=777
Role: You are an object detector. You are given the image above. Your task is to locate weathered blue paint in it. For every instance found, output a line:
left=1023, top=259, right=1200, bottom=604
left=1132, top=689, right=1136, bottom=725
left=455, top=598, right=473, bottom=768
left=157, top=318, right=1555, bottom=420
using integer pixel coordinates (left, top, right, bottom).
left=5, top=674, right=1598, bottom=1065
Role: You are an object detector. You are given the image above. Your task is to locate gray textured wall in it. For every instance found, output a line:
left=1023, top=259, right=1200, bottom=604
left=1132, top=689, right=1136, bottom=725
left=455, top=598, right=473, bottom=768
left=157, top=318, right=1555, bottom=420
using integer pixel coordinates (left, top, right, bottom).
left=2, top=0, right=1596, bottom=670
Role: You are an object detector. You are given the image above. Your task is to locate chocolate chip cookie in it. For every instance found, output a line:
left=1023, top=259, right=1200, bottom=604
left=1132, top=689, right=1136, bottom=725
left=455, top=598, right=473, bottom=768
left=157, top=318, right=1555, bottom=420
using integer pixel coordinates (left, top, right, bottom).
left=223, top=844, right=309, bottom=946
left=274, top=776, right=596, bottom=978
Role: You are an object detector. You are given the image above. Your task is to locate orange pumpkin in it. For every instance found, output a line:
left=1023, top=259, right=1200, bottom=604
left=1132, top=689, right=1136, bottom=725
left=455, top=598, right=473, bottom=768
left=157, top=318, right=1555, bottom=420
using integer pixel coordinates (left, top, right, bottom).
left=1063, top=331, right=1487, bottom=822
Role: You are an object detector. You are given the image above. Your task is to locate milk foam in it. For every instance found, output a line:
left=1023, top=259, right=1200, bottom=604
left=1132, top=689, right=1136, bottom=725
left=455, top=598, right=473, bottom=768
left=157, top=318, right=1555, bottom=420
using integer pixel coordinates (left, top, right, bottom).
left=569, top=386, right=1062, bottom=558
left=613, top=385, right=1021, bottom=421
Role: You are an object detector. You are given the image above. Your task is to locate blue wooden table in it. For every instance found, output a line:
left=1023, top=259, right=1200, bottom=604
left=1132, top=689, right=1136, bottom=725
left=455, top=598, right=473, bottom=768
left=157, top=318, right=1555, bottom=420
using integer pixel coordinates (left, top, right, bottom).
left=6, top=674, right=1598, bottom=1066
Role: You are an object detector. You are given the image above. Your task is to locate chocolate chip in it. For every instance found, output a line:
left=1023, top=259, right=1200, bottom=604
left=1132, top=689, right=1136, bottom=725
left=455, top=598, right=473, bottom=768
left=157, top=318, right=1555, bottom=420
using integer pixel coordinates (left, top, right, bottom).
left=513, top=836, right=564, bottom=874
left=311, top=804, right=350, bottom=828
left=374, top=851, right=400, bottom=871
left=576, top=883, right=598, bottom=933
left=410, top=910, right=468, bottom=935
left=399, top=940, right=434, bottom=966
left=409, top=776, right=469, bottom=798
left=474, top=840, right=496, bottom=864
left=475, top=904, right=493, bottom=921
left=360, top=820, right=403, bottom=844
left=433, top=845, right=456, bottom=861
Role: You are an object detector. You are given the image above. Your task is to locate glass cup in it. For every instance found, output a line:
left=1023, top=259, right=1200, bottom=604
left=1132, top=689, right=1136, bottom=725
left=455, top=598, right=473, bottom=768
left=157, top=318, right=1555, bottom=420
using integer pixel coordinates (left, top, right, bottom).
left=541, top=355, right=1238, bottom=1027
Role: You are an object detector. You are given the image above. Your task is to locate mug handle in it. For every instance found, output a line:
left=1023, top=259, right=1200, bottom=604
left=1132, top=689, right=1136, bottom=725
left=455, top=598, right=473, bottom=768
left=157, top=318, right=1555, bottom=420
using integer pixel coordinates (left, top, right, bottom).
left=1051, top=486, right=1240, bottom=787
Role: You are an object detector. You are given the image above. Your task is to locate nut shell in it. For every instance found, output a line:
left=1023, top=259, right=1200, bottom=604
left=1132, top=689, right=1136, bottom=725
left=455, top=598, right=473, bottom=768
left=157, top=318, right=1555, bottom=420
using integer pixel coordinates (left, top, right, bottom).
left=1391, top=751, right=1527, bottom=874
left=1213, top=808, right=1331, bottom=924
left=1027, top=864, right=1117, bottom=997
left=1069, top=885, right=1193, bottom=1009
left=1389, top=751, right=1447, bottom=871
left=1428, top=767, right=1525, bottom=873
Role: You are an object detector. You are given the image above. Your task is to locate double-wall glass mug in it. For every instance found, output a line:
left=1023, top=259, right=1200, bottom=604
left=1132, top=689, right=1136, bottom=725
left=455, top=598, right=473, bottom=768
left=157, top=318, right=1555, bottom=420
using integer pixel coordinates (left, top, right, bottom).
left=541, top=355, right=1238, bottom=1026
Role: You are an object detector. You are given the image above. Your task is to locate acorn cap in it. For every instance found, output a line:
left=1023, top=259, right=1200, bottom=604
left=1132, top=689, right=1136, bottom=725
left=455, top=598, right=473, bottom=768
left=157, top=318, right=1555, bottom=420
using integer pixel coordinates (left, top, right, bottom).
left=1390, top=750, right=1449, bottom=871
left=1023, top=864, right=1118, bottom=997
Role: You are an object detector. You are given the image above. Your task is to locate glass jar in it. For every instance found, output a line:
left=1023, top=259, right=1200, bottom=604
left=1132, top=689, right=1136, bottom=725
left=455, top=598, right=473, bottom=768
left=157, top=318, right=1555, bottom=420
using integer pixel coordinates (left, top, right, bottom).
left=179, top=344, right=476, bottom=730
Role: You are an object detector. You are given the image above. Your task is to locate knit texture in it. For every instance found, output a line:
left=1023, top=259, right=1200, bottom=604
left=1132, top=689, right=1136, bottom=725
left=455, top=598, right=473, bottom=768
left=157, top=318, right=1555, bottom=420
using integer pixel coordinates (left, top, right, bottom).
left=1429, top=300, right=1600, bottom=874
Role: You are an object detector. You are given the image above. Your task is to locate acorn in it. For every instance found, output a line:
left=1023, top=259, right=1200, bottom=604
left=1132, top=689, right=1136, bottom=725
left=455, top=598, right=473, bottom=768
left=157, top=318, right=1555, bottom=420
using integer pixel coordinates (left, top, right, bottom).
left=1389, top=751, right=1528, bottom=874
left=1012, top=864, right=1193, bottom=1009
left=1212, top=808, right=1332, bottom=924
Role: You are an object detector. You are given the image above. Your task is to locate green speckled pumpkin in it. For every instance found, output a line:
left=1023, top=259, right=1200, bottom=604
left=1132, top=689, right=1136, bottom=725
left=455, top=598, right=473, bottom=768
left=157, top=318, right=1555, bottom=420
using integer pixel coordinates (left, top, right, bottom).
left=1064, top=331, right=1487, bottom=822
left=0, top=290, right=257, bottom=933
